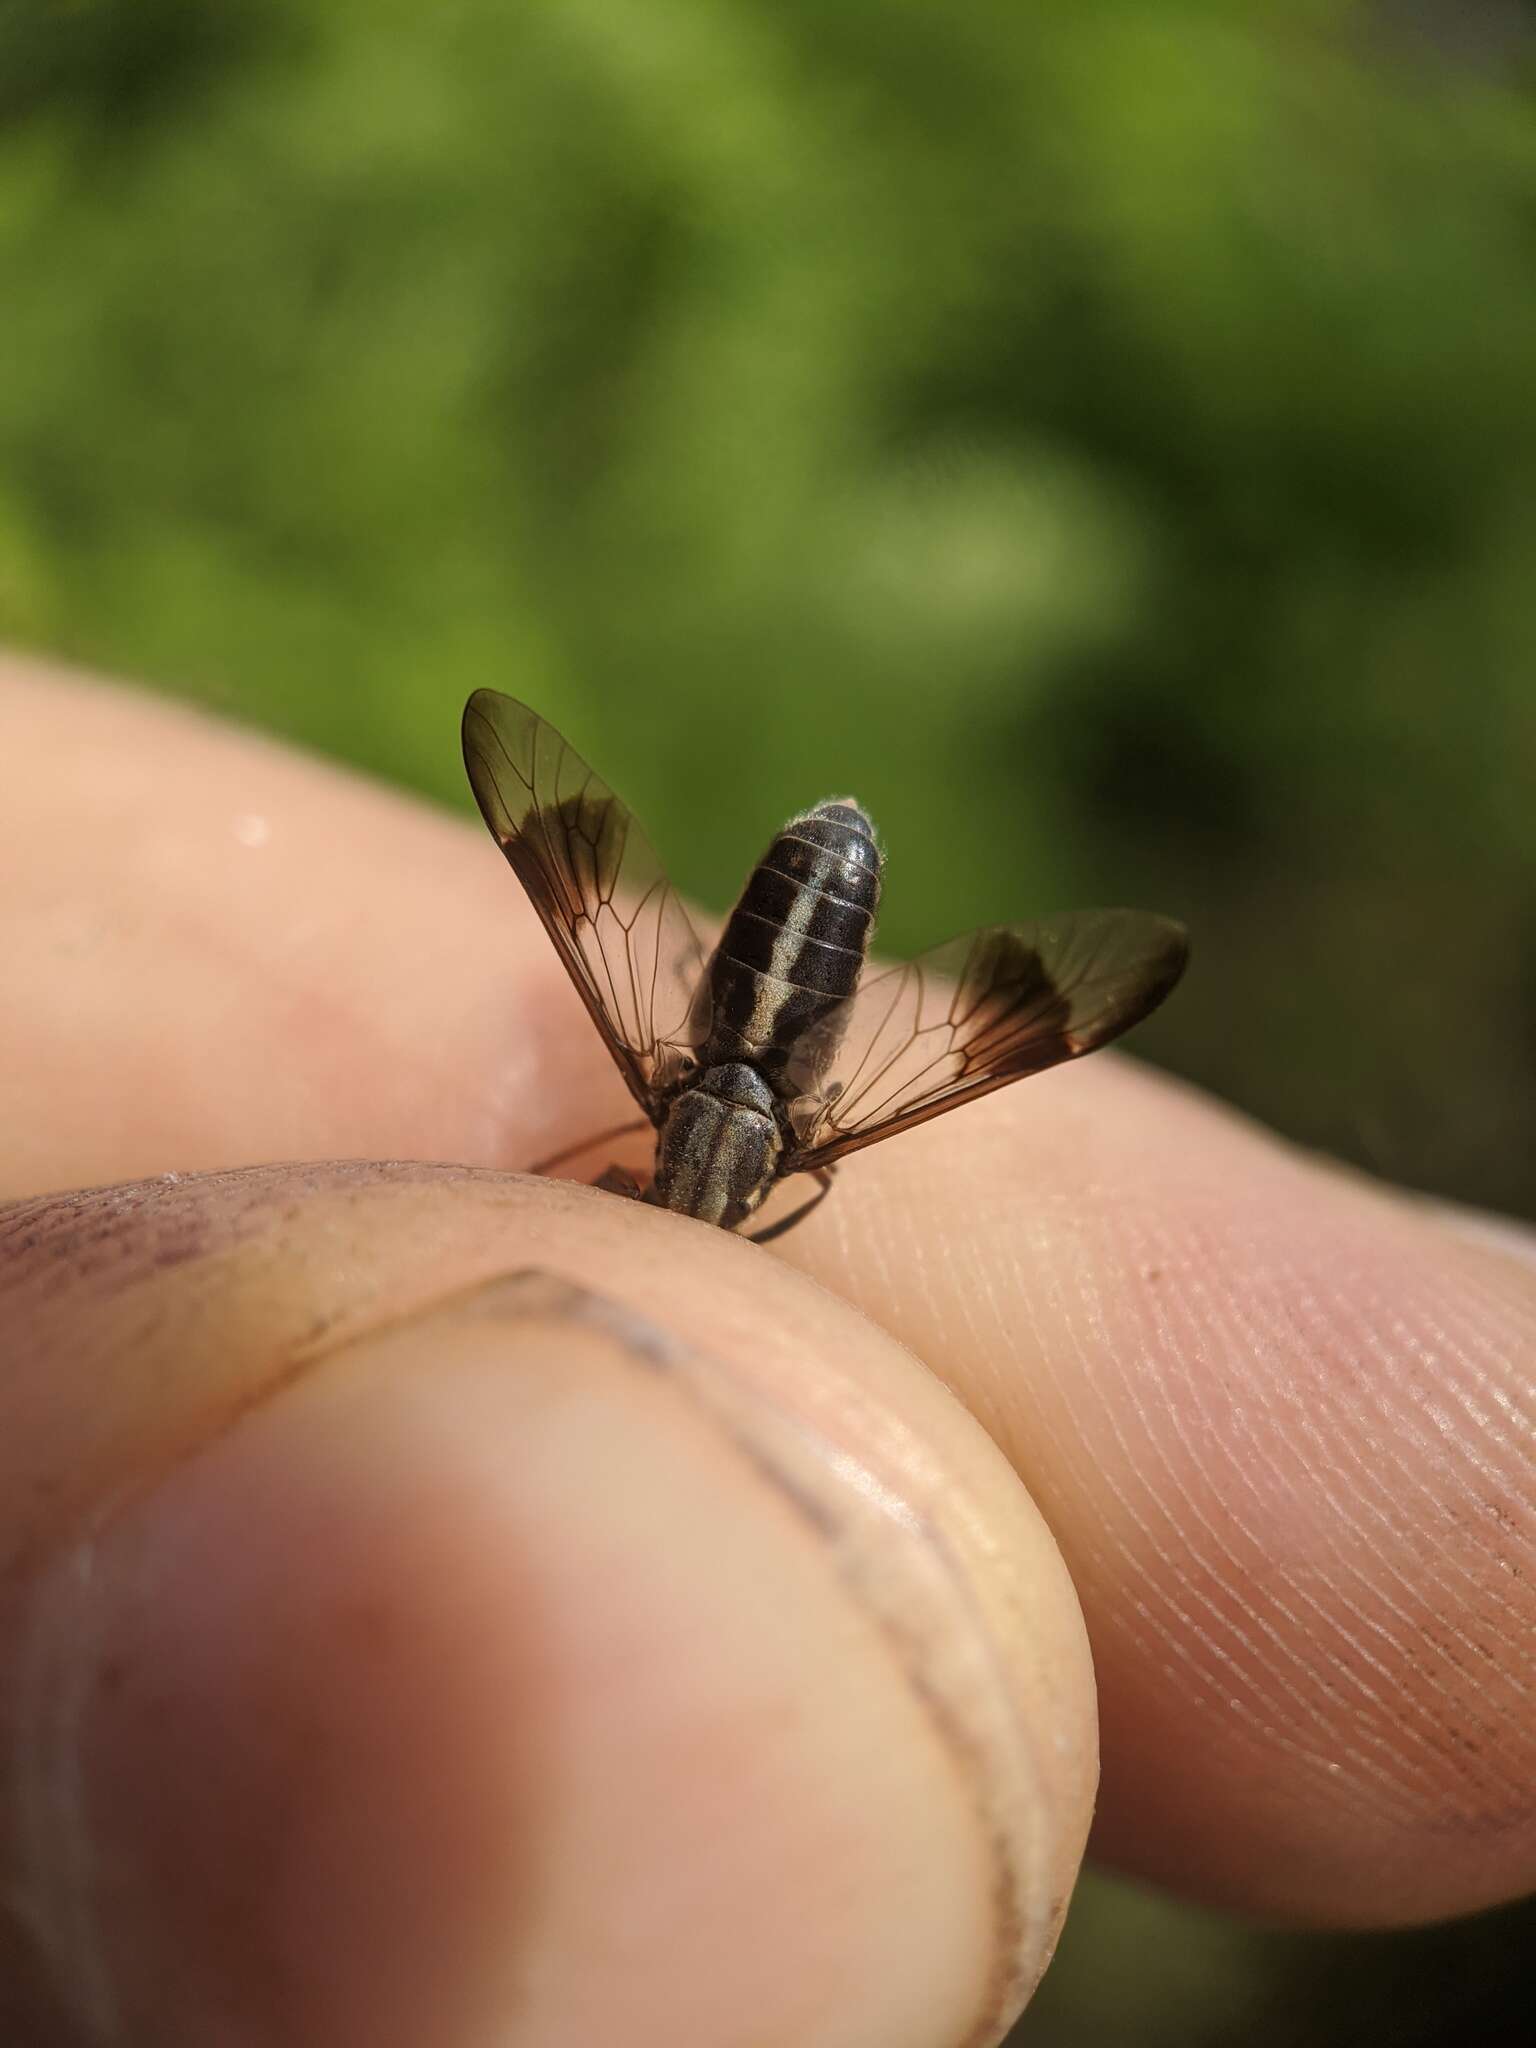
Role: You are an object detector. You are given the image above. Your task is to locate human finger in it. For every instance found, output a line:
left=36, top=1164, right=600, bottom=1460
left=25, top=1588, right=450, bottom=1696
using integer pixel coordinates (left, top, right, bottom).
left=0, top=1163, right=1095, bottom=2048
left=0, top=654, right=611, bottom=1198
left=780, top=1065, right=1536, bottom=1925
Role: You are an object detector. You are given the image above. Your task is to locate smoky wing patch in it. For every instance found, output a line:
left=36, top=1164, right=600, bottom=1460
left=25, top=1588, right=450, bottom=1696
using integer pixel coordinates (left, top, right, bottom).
left=788, top=910, right=1188, bottom=1165
left=462, top=691, right=708, bottom=1108
left=949, top=927, right=1075, bottom=1076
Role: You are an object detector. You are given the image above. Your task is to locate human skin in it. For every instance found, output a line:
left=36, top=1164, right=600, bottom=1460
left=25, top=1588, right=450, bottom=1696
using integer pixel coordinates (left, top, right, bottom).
left=1, top=655, right=1533, bottom=2047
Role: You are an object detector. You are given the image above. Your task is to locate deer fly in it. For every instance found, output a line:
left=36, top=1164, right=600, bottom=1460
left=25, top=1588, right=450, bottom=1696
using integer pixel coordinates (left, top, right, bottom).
left=462, top=690, right=1188, bottom=1242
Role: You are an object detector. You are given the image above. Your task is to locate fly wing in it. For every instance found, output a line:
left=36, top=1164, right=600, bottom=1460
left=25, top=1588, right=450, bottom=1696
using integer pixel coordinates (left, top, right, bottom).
left=787, top=910, right=1188, bottom=1165
left=462, top=690, right=709, bottom=1114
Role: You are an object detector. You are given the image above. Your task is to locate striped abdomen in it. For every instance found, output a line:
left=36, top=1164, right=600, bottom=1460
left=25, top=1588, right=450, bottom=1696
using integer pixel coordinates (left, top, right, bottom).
left=701, top=800, right=881, bottom=1089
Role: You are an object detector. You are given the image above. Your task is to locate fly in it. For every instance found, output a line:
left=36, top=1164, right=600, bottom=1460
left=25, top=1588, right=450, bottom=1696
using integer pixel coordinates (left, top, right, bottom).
left=462, top=690, right=1188, bottom=1241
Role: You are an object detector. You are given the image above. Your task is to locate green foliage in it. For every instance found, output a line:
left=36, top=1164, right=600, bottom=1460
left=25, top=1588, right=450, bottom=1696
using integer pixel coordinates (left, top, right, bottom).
left=2, top=0, right=1533, bottom=1218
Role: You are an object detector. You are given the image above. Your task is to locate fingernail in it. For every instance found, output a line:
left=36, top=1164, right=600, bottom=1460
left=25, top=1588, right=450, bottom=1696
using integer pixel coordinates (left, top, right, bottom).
left=7, top=1271, right=1082, bottom=2048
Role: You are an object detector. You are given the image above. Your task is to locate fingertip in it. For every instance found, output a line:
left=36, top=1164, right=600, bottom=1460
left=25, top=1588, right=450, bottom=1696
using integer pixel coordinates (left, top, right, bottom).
left=3, top=1170, right=1098, bottom=2046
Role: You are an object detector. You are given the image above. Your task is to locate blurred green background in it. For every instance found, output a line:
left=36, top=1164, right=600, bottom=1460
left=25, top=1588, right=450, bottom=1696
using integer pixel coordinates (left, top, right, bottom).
left=2, top=1, right=1532, bottom=2038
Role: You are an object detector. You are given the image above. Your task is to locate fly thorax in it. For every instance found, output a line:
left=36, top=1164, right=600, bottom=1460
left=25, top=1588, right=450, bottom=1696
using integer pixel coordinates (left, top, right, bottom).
left=696, top=1062, right=777, bottom=1115
left=652, top=1062, right=782, bottom=1229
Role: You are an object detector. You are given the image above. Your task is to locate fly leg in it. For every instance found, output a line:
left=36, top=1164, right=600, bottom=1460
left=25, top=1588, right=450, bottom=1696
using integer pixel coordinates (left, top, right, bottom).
left=529, top=1117, right=650, bottom=1176
left=748, top=1166, right=836, bottom=1245
left=595, top=1162, right=647, bottom=1201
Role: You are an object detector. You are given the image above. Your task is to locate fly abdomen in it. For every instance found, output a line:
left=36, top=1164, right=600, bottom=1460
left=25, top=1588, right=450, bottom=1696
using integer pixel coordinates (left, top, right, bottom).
left=702, top=799, right=881, bottom=1083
